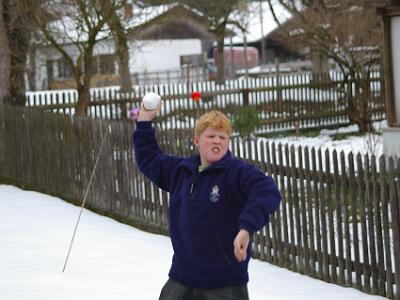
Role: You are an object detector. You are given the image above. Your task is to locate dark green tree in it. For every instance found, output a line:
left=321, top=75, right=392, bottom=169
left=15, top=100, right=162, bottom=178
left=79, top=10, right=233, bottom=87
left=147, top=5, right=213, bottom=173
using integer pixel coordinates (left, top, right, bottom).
left=232, top=106, right=261, bottom=138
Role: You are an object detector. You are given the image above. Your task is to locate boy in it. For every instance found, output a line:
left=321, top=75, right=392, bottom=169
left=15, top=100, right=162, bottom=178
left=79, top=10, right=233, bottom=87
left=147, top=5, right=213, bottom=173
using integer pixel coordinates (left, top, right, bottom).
left=133, top=103, right=281, bottom=300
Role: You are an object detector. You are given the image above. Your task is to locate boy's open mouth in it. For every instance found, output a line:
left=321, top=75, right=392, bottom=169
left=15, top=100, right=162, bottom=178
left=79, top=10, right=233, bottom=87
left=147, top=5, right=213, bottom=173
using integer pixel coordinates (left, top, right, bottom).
left=211, top=147, right=220, bottom=153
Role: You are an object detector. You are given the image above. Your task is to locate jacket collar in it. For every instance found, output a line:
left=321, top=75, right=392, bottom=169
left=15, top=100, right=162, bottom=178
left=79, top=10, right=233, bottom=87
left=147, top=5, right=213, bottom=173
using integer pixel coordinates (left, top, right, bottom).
left=181, top=150, right=232, bottom=174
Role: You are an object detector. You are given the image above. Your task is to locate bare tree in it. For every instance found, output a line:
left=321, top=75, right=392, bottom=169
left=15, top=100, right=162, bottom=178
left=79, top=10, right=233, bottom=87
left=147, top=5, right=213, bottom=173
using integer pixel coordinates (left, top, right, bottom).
left=268, top=0, right=390, bottom=132
left=32, top=0, right=126, bottom=116
left=181, top=0, right=249, bottom=84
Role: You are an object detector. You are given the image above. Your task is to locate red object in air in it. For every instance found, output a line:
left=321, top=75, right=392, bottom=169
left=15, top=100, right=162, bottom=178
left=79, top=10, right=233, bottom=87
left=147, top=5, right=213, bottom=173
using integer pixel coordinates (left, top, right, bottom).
left=192, top=91, right=201, bottom=102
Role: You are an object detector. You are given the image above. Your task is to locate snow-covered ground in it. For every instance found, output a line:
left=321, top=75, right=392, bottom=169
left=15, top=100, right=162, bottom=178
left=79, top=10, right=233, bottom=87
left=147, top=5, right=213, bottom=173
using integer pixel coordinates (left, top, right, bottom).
left=0, top=185, right=386, bottom=300
left=264, top=122, right=385, bottom=157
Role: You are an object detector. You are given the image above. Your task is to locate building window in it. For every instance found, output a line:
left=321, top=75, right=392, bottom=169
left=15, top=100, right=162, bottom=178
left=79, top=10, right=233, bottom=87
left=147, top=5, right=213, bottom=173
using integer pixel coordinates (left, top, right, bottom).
left=53, top=54, right=115, bottom=78
left=99, top=54, right=115, bottom=75
left=90, top=58, right=98, bottom=75
left=57, top=59, right=73, bottom=78
left=90, top=54, right=115, bottom=75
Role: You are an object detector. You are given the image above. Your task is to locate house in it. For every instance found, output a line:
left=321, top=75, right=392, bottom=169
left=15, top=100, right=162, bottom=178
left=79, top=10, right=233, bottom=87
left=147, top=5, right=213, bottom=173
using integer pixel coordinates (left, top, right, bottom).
left=28, top=3, right=216, bottom=90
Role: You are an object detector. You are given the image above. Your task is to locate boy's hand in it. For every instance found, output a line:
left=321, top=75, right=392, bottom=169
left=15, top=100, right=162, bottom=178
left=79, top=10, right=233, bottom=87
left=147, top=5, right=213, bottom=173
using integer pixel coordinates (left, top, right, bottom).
left=137, top=101, right=162, bottom=122
left=233, top=229, right=250, bottom=262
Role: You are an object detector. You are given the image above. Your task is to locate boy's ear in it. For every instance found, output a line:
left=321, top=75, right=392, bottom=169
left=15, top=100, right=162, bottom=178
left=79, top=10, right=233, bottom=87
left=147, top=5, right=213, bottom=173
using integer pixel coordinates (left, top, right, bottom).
left=193, top=136, right=199, bottom=147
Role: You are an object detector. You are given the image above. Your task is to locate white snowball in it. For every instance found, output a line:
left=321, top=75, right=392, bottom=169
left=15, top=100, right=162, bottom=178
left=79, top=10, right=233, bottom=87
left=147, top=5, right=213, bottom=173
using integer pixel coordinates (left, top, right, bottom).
left=142, top=92, right=161, bottom=110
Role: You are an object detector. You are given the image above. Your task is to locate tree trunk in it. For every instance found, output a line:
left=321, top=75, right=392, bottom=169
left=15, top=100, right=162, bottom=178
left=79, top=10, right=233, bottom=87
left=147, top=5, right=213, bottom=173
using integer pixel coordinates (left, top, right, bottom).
left=111, top=33, right=131, bottom=92
left=111, top=22, right=132, bottom=92
left=76, top=83, right=90, bottom=116
left=0, top=1, right=9, bottom=171
left=106, top=6, right=131, bottom=120
left=215, top=37, right=225, bottom=84
left=360, top=75, right=374, bottom=132
left=4, top=1, right=31, bottom=106
left=115, top=43, right=130, bottom=119
left=117, top=45, right=132, bottom=92
left=75, top=50, right=94, bottom=116
left=346, top=75, right=374, bottom=133
left=0, top=1, right=11, bottom=106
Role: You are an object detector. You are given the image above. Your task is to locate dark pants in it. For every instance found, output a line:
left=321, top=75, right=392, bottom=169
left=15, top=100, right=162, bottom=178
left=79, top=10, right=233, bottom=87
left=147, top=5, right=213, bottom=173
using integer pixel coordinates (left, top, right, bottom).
left=159, top=278, right=250, bottom=300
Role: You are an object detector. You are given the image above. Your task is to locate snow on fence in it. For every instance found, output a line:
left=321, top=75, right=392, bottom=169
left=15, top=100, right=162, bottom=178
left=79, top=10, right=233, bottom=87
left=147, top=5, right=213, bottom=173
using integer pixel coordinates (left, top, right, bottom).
left=1, top=105, right=399, bottom=299
left=25, top=72, right=386, bottom=134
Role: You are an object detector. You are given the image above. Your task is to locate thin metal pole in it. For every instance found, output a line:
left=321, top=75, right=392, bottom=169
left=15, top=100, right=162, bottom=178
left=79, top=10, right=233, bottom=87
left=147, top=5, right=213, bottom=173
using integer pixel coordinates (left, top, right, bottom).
left=62, top=127, right=109, bottom=272
left=259, top=0, right=266, bottom=65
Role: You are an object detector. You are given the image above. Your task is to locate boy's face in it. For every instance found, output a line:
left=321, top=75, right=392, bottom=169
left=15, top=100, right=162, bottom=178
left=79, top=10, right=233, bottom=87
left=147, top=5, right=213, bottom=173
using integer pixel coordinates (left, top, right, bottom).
left=194, top=126, right=229, bottom=167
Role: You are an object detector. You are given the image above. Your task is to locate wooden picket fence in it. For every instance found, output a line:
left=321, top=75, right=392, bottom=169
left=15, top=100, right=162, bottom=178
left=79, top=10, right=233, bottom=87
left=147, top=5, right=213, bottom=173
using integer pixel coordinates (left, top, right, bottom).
left=0, top=105, right=399, bottom=299
left=26, top=72, right=386, bottom=133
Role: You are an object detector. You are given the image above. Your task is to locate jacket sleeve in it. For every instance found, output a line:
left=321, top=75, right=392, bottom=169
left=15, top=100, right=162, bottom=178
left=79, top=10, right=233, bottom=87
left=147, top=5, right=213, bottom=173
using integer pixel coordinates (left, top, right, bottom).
left=133, top=121, right=183, bottom=192
left=235, top=164, right=281, bottom=235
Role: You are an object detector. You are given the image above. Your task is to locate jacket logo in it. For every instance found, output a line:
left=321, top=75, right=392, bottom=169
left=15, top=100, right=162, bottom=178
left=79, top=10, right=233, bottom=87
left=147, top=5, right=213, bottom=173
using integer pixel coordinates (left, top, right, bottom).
left=209, top=185, right=220, bottom=203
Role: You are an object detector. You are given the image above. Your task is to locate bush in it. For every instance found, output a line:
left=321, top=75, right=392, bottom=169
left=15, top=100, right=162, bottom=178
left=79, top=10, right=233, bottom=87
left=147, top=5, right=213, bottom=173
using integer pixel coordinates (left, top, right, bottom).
left=232, top=106, right=261, bottom=137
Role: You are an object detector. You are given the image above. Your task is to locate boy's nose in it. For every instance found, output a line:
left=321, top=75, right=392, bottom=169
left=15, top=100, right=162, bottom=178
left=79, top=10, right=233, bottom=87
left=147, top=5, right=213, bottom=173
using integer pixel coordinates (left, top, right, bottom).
left=213, top=138, right=221, bottom=144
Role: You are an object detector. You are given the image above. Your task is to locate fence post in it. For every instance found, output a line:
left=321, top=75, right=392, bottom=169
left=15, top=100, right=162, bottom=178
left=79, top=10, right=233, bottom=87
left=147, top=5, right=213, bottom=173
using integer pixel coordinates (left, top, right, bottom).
left=391, top=177, right=400, bottom=299
left=242, top=88, right=249, bottom=106
left=275, top=58, right=283, bottom=110
left=119, top=94, right=127, bottom=120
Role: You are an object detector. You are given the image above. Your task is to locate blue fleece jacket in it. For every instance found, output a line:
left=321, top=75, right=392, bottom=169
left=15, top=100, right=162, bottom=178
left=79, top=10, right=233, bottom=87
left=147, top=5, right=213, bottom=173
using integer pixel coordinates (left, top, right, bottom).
left=133, top=121, right=281, bottom=288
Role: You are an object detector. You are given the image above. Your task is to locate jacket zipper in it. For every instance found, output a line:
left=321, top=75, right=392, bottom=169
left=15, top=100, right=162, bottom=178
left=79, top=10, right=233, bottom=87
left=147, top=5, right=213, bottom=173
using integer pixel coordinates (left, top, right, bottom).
left=189, top=166, right=208, bottom=201
left=190, top=176, right=198, bottom=201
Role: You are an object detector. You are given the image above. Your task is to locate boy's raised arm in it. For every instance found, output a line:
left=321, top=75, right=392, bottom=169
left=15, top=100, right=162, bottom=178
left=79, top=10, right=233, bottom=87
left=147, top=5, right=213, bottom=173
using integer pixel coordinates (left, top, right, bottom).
left=133, top=100, right=182, bottom=192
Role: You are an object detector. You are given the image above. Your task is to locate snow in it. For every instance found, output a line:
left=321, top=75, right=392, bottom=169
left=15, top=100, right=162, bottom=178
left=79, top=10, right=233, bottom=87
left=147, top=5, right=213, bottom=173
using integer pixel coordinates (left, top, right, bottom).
left=0, top=185, right=386, bottom=300
left=264, top=127, right=384, bottom=158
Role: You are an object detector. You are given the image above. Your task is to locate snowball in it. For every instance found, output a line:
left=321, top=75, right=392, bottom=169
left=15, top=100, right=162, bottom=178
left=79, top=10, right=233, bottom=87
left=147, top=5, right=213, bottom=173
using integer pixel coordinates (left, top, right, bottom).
left=142, top=92, right=161, bottom=110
